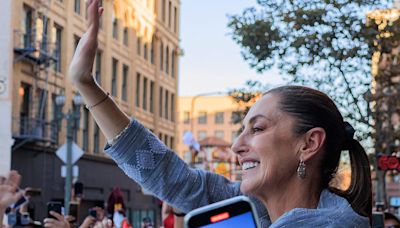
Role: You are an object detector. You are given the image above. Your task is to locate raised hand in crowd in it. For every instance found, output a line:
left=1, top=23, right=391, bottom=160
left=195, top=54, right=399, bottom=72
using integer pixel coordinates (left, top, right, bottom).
left=0, top=170, right=23, bottom=225
left=43, top=211, right=75, bottom=228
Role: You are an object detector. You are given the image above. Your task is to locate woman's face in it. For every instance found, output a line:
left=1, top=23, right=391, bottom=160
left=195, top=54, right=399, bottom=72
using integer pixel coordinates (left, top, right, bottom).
left=231, top=93, right=302, bottom=196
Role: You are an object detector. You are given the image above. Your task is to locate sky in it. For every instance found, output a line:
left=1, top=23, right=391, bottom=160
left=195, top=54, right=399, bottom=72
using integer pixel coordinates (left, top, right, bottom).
left=178, top=0, right=285, bottom=97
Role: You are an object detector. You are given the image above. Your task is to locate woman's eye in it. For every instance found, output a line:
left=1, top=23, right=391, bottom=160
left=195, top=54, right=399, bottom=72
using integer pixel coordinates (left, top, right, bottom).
left=251, top=127, right=263, bottom=133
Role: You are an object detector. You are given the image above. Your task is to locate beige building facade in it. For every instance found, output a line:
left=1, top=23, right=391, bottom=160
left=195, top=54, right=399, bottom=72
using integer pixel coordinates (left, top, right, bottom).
left=177, top=95, right=242, bottom=159
left=6, top=0, right=181, bottom=225
left=12, top=0, right=180, bottom=156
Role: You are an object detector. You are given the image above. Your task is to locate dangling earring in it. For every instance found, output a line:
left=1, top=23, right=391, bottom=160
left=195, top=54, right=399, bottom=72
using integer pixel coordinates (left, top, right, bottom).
left=297, top=160, right=306, bottom=179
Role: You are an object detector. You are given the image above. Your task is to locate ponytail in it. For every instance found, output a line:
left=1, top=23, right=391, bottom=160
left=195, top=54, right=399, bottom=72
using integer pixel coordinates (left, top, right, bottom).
left=330, top=139, right=372, bottom=221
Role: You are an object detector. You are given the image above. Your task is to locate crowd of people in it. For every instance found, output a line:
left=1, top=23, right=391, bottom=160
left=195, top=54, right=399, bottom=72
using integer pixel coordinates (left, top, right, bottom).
left=0, top=171, right=179, bottom=228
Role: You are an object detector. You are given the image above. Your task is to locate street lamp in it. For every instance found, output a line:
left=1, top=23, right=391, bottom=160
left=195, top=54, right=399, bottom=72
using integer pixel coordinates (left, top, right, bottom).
left=189, top=92, right=224, bottom=165
left=55, top=93, right=83, bottom=215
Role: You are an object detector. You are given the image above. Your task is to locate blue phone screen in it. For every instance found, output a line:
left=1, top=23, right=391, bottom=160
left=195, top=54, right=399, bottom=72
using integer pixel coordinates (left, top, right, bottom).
left=199, top=212, right=256, bottom=228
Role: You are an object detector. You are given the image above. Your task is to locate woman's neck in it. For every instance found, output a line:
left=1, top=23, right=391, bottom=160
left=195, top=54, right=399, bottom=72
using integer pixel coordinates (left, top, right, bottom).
left=259, top=177, right=322, bottom=223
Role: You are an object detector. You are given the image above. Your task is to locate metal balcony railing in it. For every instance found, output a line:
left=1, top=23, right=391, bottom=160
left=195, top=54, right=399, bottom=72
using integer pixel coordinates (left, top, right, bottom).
left=12, top=116, right=58, bottom=144
left=13, top=29, right=57, bottom=65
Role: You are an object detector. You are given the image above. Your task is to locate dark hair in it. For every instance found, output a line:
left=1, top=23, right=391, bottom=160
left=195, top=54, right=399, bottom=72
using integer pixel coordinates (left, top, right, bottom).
left=266, top=85, right=372, bottom=220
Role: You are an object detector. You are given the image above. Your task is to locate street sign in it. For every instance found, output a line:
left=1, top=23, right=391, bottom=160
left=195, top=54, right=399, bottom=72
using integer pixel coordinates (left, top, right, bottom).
left=56, top=143, right=84, bottom=164
left=377, top=154, right=400, bottom=171
left=61, top=165, right=79, bottom=178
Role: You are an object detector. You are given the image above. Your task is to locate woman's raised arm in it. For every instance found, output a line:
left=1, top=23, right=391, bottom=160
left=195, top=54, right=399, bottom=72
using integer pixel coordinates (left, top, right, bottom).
left=68, top=0, right=130, bottom=141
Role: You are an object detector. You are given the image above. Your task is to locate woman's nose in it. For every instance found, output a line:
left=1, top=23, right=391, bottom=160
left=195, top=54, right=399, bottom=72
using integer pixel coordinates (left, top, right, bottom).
left=231, top=132, right=248, bottom=155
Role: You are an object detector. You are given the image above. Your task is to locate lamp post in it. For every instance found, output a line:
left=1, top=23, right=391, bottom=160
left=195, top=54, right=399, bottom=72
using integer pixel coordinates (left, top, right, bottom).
left=55, top=93, right=83, bottom=215
left=189, top=92, right=224, bottom=165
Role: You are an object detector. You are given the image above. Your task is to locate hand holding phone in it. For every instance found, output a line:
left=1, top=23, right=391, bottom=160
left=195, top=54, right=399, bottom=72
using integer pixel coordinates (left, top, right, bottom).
left=184, top=196, right=260, bottom=228
left=47, top=201, right=62, bottom=219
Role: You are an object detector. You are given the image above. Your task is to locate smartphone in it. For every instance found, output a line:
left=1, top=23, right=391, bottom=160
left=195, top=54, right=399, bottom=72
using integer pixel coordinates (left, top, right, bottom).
left=184, top=196, right=260, bottom=228
left=89, top=208, right=97, bottom=218
left=69, top=202, right=79, bottom=222
left=25, top=188, right=41, bottom=197
left=47, top=201, right=62, bottom=219
left=372, top=212, right=384, bottom=228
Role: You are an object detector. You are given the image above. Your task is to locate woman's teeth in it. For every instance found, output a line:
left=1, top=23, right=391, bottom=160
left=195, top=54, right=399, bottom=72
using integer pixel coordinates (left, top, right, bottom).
left=242, top=162, right=260, bottom=170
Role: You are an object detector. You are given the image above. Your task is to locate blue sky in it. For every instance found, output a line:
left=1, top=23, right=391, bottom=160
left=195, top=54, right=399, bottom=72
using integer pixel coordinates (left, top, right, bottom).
left=178, top=0, right=284, bottom=96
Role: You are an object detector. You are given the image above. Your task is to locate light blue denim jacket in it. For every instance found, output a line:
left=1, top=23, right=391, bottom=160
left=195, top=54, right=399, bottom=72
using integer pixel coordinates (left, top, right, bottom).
left=105, top=119, right=370, bottom=227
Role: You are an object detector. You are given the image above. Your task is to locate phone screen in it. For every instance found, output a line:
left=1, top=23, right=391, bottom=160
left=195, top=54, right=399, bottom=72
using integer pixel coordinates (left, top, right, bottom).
left=199, top=211, right=256, bottom=228
left=185, top=196, right=259, bottom=228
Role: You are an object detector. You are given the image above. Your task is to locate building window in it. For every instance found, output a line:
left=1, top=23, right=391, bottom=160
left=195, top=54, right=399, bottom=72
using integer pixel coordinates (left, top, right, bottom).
left=198, top=131, right=206, bottom=140
left=198, top=111, right=207, bottom=124
left=123, top=28, right=128, bottom=46
left=150, top=81, right=154, bottom=113
left=150, top=38, right=155, bottom=64
left=136, top=73, right=141, bottom=108
left=183, top=111, right=190, bottom=124
left=95, top=51, right=102, bottom=85
left=112, top=18, right=118, bottom=39
left=137, top=36, right=142, bottom=55
left=93, top=122, right=99, bottom=154
left=215, top=112, right=224, bottom=124
left=159, top=87, right=163, bottom=118
left=231, top=111, right=242, bottom=124
left=111, top=58, right=118, bottom=96
left=144, top=43, right=148, bottom=60
left=231, top=131, right=239, bottom=143
left=53, top=24, right=62, bottom=72
left=170, top=137, right=174, bottom=150
left=171, top=51, right=176, bottom=78
left=166, top=46, right=169, bottom=74
left=168, top=1, right=172, bottom=27
left=162, top=0, right=166, bottom=22
left=164, top=135, right=169, bottom=147
left=165, top=90, right=169, bottom=120
left=82, top=108, right=89, bottom=151
left=122, top=65, right=128, bottom=101
left=72, top=100, right=79, bottom=142
left=74, top=35, right=80, bottom=51
left=215, top=130, right=224, bottom=139
left=22, top=6, right=33, bottom=48
left=99, top=0, right=103, bottom=29
left=171, top=93, right=175, bottom=122
left=160, top=42, right=164, bottom=71
left=174, top=6, right=178, bottom=33
left=74, top=0, right=81, bottom=14
left=143, top=77, right=148, bottom=110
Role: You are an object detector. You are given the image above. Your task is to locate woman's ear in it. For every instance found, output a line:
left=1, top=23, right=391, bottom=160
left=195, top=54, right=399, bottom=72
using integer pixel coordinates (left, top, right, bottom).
left=298, top=127, right=326, bottom=162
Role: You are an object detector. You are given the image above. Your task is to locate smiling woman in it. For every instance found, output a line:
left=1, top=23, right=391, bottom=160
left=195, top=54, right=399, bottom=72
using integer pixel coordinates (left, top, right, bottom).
left=68, top=1, right=372, bottom=227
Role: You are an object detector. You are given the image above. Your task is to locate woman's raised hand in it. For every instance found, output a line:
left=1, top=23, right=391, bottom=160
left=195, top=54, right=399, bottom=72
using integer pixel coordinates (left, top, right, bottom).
left=68, top=0, right=104, bottom=87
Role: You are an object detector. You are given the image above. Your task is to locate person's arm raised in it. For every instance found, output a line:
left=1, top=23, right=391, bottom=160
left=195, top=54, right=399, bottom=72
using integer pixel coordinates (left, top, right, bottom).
left=68, top=0, right=130, bottom=141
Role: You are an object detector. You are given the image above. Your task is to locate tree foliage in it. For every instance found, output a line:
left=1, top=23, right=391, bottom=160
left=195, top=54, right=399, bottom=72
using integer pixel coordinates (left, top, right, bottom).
left=227, top=0, right=392, bottom=143
left=228, top=80, right=268, bottom=126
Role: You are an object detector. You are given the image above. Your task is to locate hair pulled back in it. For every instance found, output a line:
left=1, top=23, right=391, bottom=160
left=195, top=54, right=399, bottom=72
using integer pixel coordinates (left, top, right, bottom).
left=266, top=86, right=372, bottom=220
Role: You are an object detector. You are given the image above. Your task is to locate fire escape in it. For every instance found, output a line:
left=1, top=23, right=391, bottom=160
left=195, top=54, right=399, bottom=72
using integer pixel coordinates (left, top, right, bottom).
left=12, top=0, right=58, bottom=150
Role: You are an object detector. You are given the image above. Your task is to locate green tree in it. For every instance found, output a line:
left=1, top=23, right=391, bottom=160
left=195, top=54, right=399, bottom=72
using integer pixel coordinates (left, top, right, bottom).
left=227, top=0, right=391, bottom=142
left=228, top=80, right=268, bottom=126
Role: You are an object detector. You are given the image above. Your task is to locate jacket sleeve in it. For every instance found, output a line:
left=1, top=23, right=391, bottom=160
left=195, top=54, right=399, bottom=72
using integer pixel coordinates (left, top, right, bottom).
left=104, top=119, right=241, bottom=212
